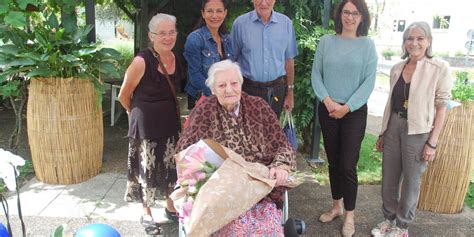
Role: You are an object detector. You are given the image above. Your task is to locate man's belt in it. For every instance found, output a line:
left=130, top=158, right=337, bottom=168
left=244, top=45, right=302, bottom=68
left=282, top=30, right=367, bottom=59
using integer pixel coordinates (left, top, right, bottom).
left=243, top=76, right=286, bottom=87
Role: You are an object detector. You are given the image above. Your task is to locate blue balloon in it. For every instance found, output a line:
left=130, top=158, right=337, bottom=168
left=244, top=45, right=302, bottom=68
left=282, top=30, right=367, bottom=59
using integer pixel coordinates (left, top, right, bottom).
left=0, top=223, right=9, bottom=237
left=75, top=223, right=121, bottom=237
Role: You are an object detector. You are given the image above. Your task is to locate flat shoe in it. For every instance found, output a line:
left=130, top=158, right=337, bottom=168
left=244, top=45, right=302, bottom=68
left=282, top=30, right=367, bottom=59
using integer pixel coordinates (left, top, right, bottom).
left=165, top=208, right=179, bottom=222
left=318, top=209, right=343, bottom=223
left=342, top=221, right=355, bottom=237
left=140, top=215, right=162, bottom=235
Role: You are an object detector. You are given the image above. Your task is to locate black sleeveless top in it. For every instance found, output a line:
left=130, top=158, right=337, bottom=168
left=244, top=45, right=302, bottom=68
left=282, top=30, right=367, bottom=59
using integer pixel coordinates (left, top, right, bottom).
left=127, top=49, right=185, bottom=139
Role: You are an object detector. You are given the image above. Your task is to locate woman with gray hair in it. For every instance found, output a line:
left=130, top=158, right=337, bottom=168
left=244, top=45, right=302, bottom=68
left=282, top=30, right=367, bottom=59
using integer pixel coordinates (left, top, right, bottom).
left=371, top=21, right=452, bottom=237
left=177, top=59, right=296, bottom=235
left=118, top=13, right=185, bottom=234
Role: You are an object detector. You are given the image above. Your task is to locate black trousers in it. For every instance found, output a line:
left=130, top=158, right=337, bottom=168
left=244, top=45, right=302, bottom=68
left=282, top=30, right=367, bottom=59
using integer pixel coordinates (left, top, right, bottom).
left=242, top=77, right=287, bottom=118
left=318, top=103, right=367, bottom=211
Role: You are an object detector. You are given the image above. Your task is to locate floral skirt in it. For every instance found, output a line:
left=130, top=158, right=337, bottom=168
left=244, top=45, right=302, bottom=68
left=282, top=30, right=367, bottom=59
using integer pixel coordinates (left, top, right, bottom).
left=212, top=199, right=283, bottom=237
left=124, top=136, right=177, bottom=207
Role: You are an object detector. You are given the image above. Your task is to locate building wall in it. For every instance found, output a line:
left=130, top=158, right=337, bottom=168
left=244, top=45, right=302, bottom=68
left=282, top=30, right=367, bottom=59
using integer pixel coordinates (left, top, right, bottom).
left=368, top=0, right=474, bottom=56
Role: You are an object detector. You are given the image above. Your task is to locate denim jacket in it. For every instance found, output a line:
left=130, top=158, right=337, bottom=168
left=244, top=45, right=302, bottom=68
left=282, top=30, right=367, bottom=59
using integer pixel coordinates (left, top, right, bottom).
left=184, top=25, right=233, bottom=98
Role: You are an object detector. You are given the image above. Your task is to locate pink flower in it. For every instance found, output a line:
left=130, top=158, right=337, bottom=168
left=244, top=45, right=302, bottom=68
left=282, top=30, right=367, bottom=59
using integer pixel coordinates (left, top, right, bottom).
left=182, top=155, right=204, bottom=172
left=188, top=186, right=198, bottom=195
left=195, top=172, right=206, bottom=181
left=183, top=147, right=206, bottom=165
left=188, top=178, right=197, bottom=186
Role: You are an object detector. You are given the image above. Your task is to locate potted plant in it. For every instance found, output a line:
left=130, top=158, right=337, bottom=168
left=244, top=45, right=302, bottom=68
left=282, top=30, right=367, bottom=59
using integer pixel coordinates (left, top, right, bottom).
left=381, top=48, right=395, bottom=60
left=0, top=2, right=121, bottom=184
left=418, top=70, right=473, bottom=213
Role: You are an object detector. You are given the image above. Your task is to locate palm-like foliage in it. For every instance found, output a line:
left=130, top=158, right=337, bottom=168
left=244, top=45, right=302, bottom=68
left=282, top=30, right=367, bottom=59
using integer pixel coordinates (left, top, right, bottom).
left=0, top=5, right=121, bottom=83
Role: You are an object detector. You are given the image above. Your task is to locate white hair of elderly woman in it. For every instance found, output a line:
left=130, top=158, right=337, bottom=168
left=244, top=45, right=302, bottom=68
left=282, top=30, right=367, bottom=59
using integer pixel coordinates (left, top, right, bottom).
left=148, top=13, right=176, bottom=32
left=205, top=59, right=244, bottom=91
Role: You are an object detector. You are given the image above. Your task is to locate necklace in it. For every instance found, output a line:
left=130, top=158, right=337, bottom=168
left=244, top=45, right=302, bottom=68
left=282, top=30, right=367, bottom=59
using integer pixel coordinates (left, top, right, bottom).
left=150, top=47, right=174, bottom=71
left=403, top=82, right=409, bottom=110
left=401, top=62, right=412, bottom=110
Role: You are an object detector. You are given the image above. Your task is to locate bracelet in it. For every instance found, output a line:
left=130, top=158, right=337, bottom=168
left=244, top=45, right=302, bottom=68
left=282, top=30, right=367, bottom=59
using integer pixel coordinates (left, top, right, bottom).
left=287, top=84, right=294, bottom=89
left=425, top=141, right=437, bottom=149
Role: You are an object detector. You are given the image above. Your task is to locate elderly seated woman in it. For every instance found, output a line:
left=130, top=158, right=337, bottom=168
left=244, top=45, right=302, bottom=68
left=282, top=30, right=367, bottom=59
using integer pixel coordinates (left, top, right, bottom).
left=176, top=59, right=296, bottom=236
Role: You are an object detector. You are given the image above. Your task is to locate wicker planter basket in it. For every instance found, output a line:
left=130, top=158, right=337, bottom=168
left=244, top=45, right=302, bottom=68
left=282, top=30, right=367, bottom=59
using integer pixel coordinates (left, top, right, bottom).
left=27, top=77, right=103, bottom=184
left=418, top=101, right=474, bottom=213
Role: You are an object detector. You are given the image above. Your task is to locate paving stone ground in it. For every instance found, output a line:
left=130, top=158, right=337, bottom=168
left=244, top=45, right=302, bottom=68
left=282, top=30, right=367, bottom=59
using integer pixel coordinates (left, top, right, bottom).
left=1, top=75, right=473, bottom=236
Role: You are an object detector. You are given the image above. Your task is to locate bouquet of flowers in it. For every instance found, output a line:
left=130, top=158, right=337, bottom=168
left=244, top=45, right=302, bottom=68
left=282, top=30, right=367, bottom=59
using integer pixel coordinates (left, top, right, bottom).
left=171, top=140, right=304, bottom=236
left=172, top=140, right=226, bottom=225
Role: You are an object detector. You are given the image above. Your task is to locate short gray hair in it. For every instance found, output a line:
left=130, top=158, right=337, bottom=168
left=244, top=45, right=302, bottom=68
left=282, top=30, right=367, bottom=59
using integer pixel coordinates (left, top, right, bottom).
left=206, top=60, right=243, bottom=92
left=401, top=21, right=433, bottom=59
left=148, top=13, right=176, bottom=32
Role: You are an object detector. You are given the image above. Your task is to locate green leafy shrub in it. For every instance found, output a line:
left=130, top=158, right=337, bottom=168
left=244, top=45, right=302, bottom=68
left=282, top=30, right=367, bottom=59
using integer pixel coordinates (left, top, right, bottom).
left=381, top=48, right=395, bottom=60
left=0, top=2, right=122, bottom=101
left=466, top=173, right=474, bottom=209
left=292, top=13, right=334, bottom=151
left=451, top=70, right=474, bottom=102
left=455, top=51, right=465, bottom=57
left=107, top=40, right=134, bottom=77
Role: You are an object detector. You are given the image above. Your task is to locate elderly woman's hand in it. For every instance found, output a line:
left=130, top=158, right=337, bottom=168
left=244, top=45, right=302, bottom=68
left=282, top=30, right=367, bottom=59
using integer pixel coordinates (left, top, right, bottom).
left=269, top=166, right=289, bottom=187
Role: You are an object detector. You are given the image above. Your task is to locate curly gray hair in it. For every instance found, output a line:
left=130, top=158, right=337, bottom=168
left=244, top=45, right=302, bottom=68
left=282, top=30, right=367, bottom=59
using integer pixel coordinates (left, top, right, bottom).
left=205, top=60, right=243, bottom=92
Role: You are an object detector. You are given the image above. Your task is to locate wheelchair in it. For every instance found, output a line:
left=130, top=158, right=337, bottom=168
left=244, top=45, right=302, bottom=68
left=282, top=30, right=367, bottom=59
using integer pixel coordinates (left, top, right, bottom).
left=178, top=190, right=306, bottom=236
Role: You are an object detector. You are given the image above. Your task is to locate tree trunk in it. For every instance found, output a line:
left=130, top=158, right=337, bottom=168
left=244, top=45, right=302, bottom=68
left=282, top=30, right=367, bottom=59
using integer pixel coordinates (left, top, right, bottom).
left=138, top=0, right=150, bottom=51
left=322, top=0, right=331, bottom=29
left=8, top=80, right=28, bottom=154
left=85, top=0, right=96, bottom=43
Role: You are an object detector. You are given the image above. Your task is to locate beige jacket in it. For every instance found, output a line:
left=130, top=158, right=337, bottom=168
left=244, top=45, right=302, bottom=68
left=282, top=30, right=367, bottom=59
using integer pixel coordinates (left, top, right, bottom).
left=380, top=57, right=453, bottom=135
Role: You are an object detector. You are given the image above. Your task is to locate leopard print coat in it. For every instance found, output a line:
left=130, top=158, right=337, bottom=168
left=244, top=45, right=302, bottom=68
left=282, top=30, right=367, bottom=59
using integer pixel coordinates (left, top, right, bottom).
left=176, top=92, right=296, bottom=206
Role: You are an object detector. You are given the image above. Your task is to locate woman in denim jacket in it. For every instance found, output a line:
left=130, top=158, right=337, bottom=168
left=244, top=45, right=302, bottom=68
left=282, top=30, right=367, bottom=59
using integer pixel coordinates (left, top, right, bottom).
left=184, top=0, right=233, bottom=109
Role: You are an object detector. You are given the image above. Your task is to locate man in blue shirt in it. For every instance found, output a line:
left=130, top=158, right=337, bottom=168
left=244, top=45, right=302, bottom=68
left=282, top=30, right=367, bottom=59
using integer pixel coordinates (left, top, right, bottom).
left=231, top=0, right=298, bottom=116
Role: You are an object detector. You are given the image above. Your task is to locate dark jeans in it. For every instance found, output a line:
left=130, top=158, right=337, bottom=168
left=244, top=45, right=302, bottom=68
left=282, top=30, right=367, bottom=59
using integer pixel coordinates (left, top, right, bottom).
left=187, top=93, right=197, bottom=110
left=318, top=103, right=367, bottom=211
left=242, top=77, right=287, bottom=118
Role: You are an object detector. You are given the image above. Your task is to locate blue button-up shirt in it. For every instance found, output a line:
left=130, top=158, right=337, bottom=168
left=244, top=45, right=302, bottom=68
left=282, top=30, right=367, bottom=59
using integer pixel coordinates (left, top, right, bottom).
left=184, top=25, right=233, bottom=97
left=231, top=10, right=298, bottom=82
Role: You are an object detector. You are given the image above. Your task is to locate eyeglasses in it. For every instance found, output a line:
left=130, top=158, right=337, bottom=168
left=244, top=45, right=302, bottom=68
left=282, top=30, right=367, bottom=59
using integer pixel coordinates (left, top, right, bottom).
left=342, top=10, right=361, bottom=18
left=150, top=30, right=178, bottom=38
left=253, top=0, right=275, bottom=4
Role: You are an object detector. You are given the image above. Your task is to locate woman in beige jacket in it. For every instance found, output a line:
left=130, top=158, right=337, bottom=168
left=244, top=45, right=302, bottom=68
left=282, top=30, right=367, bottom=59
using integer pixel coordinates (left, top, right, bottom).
left=371, top=21, right=453, bottom=237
